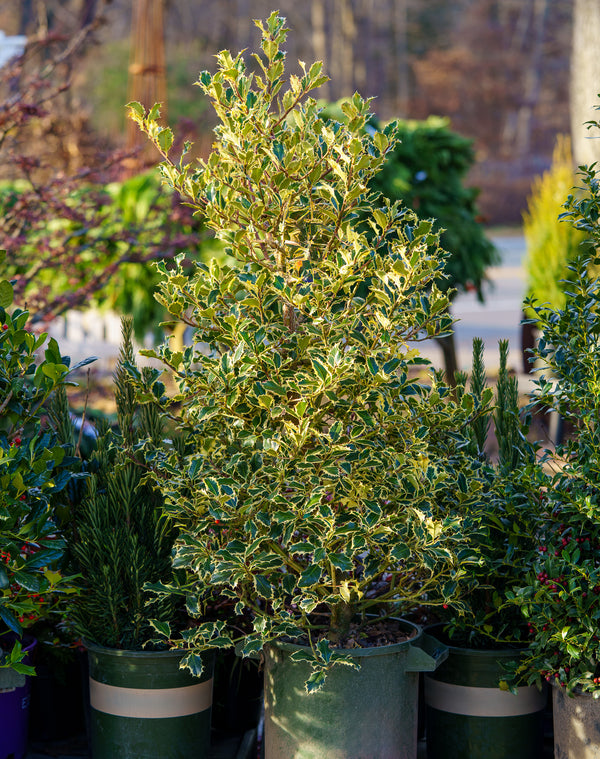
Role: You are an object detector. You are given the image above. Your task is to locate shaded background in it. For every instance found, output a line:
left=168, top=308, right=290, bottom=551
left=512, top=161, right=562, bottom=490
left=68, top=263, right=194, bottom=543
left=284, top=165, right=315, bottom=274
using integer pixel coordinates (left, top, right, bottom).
left=2, top=0, right=600, bottom=378
left=2, top=0, right=597, bottom=226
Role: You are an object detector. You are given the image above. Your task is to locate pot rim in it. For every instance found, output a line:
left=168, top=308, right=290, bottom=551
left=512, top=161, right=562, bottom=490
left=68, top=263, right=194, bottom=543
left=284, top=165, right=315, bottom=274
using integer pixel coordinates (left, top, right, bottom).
left=268, top=617, right=422, bottom=659
left=83, top=640, right=190, bottom=660
left=424, top=623, right=529, bottom=658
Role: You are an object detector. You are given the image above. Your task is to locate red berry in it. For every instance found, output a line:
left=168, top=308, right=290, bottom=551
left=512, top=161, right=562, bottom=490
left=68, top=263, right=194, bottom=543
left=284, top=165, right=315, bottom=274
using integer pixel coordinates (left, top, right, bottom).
left=1, top=324, right=7, bottom=331
left=13, top=437, right=21, bottom=446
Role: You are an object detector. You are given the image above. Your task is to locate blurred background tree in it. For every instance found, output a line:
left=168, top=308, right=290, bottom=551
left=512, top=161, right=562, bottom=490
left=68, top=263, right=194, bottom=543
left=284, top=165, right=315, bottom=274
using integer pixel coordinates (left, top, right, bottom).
left=522, top=135, right=587, bottom=322
left=0, top=5, right=222, bottom=339
left=570, top=0, right=600, bottom=167
left=0, top=0, right=584, bottom=367
left=0, top=0, right=575, bottom=226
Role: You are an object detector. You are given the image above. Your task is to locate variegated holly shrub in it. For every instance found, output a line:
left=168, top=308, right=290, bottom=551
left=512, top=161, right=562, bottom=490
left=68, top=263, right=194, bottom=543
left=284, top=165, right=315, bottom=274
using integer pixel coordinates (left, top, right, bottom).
left=128, top=13, right=483, bottom=689
left=505, top=132, right=600, bottom=695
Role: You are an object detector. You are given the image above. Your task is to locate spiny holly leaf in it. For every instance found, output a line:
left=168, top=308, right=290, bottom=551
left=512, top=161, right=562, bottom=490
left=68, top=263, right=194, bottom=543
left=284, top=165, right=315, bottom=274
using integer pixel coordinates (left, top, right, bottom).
left=180, top=651, right=205, bottom=678
left=305, top=669, right=327, bottom=694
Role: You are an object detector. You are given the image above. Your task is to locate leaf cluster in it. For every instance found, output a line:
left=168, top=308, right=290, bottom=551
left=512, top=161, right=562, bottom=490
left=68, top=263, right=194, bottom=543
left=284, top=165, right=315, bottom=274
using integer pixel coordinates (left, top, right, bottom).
left=0, top=262, right=86, bottom=667
left=507, top=122, right=600, bottom=694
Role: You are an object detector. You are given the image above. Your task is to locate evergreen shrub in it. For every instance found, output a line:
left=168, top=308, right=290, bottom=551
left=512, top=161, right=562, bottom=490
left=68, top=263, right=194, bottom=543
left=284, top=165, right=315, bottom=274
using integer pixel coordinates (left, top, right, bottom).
left=129, top=13, right=484, bottom=689
left=0, top=261, right=86, bottom=670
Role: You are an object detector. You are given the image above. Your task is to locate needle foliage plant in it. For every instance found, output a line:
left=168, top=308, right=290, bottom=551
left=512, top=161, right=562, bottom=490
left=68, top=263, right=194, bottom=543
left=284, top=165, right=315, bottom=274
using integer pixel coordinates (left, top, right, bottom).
left=442, top=338, right=541, bottom=652
left=67, top=318, right=182, bottom=650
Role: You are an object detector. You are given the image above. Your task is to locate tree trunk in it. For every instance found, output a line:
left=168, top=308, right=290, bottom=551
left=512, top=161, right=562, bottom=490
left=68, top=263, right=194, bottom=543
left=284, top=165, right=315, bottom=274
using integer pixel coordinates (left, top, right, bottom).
left=571, top=0, right=600, bottom=166
left=236, top=0, right=252, bottom=54
left=19, top=0, right=34, bottom=34
left=513, top=0, right=548, bottom=156
left=335, top=0, right=356, bottom=97
left=125, top=0, right=167, bottom=173
left=390, top=0, right=409, bottom=116
left=354, top=0, right=374, bottom=92
left=435, top=332, right=458, bottom=387
left=79, top=0, right=100, bottom=28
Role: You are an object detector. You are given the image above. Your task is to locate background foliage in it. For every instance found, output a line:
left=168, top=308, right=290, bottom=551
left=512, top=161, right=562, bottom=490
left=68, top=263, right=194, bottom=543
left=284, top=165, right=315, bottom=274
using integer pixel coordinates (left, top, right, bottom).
left=522, top=135, right=588, bottom=319
left=0, top=0, right=576, bottom=225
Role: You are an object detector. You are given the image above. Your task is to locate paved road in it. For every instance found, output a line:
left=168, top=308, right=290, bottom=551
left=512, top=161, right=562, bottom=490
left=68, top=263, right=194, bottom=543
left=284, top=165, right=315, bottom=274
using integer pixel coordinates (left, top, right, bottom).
left=418, top=232, right=528, bottom=375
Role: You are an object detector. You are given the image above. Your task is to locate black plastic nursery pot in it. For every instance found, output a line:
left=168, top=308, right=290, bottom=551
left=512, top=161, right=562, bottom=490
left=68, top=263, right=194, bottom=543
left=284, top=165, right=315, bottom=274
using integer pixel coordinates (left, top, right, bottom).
left=86, top=642, right=214, bottom=759
left=553, top=684, right=600, bottom=759
left=28, top=647, right=86, bottom=743
left=264, top=619, right=447, bottom=759
left=212, top=649, right=263, bottom=736
left=424, top=634, right=547, bottom=759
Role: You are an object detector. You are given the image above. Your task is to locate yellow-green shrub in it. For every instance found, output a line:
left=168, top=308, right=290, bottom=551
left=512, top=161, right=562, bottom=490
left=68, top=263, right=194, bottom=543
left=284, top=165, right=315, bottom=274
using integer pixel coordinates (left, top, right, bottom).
left=523, top=136, right=587, bottom=318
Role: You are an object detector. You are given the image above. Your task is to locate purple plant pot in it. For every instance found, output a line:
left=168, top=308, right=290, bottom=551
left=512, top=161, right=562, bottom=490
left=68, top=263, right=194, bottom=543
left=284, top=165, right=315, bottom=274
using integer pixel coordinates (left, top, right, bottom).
left=0, top=637, right=37, bottom=759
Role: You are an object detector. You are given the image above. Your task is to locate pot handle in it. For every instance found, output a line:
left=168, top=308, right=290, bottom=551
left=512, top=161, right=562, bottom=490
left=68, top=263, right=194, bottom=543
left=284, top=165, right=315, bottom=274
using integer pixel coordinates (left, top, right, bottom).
left=404, top=632, right=449, bottom=672
left=0, top=667, right=26, bottom=689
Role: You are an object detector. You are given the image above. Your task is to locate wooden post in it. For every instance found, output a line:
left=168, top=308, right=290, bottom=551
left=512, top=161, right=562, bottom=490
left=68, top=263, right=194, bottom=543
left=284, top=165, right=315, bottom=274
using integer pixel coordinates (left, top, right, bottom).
left=125, top=0, right=167, bottom=175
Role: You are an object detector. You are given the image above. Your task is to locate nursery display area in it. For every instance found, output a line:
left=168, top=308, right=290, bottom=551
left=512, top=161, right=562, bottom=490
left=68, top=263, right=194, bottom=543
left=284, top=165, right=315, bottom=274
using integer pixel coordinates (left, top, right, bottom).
left=3, top=12, right=600, bottom=759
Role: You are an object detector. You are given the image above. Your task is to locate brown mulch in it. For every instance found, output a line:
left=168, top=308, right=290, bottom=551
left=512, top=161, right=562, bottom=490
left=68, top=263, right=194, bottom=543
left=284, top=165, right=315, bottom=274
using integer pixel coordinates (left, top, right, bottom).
left=294, top=618, right=416, bottom=651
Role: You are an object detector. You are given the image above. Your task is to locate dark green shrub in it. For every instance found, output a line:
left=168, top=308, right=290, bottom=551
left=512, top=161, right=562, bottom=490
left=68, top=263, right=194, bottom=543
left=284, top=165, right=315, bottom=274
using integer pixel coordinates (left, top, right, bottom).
left=68, top=319, right=181, bottom=649
left=0, top=265, right=87, bottom=670
left=507, top=113, right=600, bottom=694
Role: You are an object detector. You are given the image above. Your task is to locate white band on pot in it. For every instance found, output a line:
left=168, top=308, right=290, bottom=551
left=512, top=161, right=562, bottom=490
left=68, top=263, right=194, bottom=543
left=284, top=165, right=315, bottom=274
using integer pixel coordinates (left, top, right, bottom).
left=89, top=677, right=213, bottom=719
left=424, top=676, right=546, bottom=717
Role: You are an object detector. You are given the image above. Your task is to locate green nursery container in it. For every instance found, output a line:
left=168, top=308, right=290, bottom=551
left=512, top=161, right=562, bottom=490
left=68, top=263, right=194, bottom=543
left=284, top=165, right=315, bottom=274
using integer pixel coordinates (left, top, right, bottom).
left=425, top=642, right=547, bottom=759
left=87, top=643, right=214, bottom=759
left=264, top=619, right=447, bottom=759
